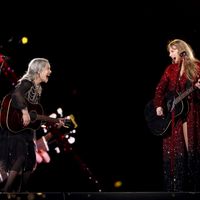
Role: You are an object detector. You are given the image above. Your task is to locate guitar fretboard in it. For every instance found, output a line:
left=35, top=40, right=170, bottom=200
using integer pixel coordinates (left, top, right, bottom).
left=174, top=86, right=195, bottom=105
left=37, top=115, right=59, bottom=123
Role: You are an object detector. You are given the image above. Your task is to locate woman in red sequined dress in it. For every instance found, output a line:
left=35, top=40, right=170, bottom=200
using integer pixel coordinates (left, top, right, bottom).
left=153, top=39, right=200, bottom=191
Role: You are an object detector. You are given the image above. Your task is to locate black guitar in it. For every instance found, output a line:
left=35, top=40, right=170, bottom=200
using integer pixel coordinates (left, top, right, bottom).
left=144, top=86, right=195, bottom=136
left=0, top=94, right=78, bottom=133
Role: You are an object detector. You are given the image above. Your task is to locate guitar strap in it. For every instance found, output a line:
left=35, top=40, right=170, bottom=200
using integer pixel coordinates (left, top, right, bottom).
left=186, top=80, right=192, bottom=90
left=175, top=61, right=183, bottom=93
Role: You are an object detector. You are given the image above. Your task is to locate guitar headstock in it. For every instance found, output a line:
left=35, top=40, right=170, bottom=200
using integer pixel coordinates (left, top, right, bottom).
left=63, top=114, right=78, bottom=130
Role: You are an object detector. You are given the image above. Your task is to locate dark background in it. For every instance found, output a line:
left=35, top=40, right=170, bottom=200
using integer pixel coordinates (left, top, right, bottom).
left=1, top=1, right=200, bottom=193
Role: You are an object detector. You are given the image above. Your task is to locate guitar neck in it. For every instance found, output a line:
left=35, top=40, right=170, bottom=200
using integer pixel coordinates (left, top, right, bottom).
left=37, top=114, right=59, bottom=124
left=174, top=86, right=195, bottom=105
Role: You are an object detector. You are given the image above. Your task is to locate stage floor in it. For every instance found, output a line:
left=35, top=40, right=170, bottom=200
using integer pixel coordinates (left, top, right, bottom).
left=0, top=192, right=200, bottom=200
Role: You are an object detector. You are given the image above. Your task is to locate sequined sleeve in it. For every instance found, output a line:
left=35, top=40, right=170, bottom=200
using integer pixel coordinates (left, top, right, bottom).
left=11, top=80, right=33, bottom=110
left=153, top=65, right=171, bottom=108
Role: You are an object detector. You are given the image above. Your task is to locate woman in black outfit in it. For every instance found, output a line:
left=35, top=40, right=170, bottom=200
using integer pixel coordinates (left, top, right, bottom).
left=0, top=58, right=63, bottom=192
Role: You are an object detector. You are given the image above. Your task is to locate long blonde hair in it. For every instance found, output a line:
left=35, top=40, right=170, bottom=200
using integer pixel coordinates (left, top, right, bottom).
left=167, top=39, right=200, bottom=81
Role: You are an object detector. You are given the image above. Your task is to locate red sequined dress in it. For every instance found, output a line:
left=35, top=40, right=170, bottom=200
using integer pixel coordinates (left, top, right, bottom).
left=154, top=63, right=200, bottom=191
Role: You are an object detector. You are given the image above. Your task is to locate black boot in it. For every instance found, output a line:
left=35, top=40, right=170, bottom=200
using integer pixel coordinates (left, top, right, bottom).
left=20, top=171, right=32, bottom=192
left=1, top=170, right=18, bottom=192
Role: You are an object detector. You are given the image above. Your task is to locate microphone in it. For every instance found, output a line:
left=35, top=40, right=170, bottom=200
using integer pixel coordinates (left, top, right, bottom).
left=180, top=51, right=187, bottom=57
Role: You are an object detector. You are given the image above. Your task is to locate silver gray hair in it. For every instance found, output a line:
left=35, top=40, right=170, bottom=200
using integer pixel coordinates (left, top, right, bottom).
left=18, top=58, right=50, bottom=83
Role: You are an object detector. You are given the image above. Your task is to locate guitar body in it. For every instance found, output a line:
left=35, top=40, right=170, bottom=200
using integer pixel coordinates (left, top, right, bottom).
left=144, top=93, right=189, bottom=136
left=0, top=94, right=44, bottom=133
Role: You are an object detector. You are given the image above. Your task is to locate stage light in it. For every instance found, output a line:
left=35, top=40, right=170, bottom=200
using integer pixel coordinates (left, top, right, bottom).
left=21, top=36, right=28, bottom=44
left=68, top=136, right=75, bottom=144
left=49, top=113, right=57, bottom=118
left=57, top=107, right=63, bottom=117
left=114, top=180, right=122, bottom=188
left=55, top=147, right=60, bottom=153
left=71, top=129, right=76, bottom=134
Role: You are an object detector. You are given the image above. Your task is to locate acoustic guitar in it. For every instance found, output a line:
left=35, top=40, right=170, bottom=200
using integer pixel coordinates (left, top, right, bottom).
left=0, top=94, right=78, bottom=133
left=144, top=86, right=195, bottom=136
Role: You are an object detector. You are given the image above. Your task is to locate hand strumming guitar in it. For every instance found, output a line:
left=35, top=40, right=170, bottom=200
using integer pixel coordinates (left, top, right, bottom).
left=55, top=118, right=65, bottom=129
left=22, top=108, right=31, bottom=127
left=156, top=79, right=200, bottom=117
